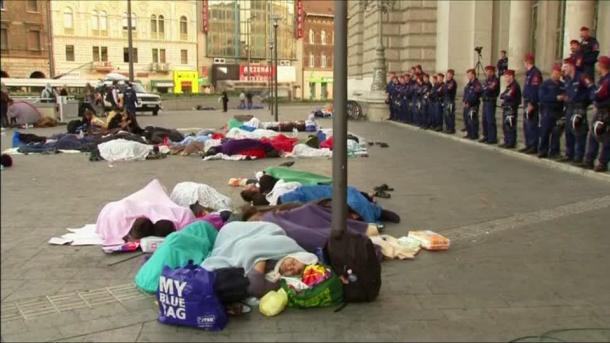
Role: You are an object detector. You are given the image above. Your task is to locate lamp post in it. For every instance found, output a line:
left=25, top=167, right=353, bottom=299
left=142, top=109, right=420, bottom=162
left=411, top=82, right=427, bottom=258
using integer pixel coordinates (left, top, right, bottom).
left=127, top=0, right=135, bottom=82
left=246, top=15, right=256, bottom=81
left=269, top=43, right=274, bottom=115
left=369, top=0, right=392, bottom=93
left=331, top=0, right=348, bottom=238
left=272, top=16, right=279, bottom=122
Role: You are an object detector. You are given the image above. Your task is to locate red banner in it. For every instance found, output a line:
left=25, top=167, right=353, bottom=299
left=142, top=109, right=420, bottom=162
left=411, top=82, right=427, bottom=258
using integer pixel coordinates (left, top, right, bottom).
left=202, top=0, right=209, bottom=33
left=239, top=64, right=276, bottom=81
left=295, top=0, right=304, bottom=38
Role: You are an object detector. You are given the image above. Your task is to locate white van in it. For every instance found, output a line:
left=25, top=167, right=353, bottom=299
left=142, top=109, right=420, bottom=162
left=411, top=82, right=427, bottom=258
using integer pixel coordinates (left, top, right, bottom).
left=99, top=75, right=162, bottom=116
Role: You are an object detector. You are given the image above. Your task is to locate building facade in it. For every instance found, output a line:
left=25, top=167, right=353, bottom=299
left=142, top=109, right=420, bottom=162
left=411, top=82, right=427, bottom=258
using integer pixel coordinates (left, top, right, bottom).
left=199, top=0, right=303, bottom=97
left=0, top=0, right=52, bottom=78
left=302, top=0, right=334, bottom=101
left=49, top=0, right=199, bottom=93
left=348, top=0, right=610, bottom=120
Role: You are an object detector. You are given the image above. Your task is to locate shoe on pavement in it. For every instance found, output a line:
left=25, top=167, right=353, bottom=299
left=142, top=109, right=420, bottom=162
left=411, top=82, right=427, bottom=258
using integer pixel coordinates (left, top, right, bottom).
left=558, top=156, right=573, bottom=163
left=538, top=153, right=548, bottom=159
left=525, top=147, right=538, bottom=155
left=460, top=128, right=467, bottom=132
left=594, top=164, right=608, bottom=172
left=582, top=161, right=595, bottom=169
left=380, top=209, right=401, bottom=223
left=518, top=147, right=529, bottom=153
left=478, top=137, right=487, bottom=143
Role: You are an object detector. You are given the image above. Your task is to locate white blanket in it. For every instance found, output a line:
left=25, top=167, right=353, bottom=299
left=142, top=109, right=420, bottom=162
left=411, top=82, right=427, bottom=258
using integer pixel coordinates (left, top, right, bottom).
left=170, top=182, right=232, bottom=211
left=203, top=153, right=252, bottom=161
left=286, top=144, right=332, bottom=158
left=225, top=127, right=279, bottom=139
left=97, top=139, right=152, bottom=162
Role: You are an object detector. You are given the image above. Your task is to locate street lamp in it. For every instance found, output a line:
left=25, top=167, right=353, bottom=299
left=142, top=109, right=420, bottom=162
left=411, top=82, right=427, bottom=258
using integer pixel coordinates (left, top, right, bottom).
left=269, top=43, right=274, bottom=115
left=127, top=0, right=134, bottom=82
left=272, top=16, right=280, bottom=122
left=369, top=0, right=393, bottom=93
left=246, top=15, right=257, bottom=81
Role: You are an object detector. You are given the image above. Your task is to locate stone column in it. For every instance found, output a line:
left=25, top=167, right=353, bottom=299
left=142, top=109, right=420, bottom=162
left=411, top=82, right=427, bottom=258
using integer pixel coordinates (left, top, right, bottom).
left=507, top=0, right=532, bottom=75
left=597, top=0, right=610, bottom=56
left=363, top=0, right=390, bottom=122
left=562, top=0, right=596, bottom=58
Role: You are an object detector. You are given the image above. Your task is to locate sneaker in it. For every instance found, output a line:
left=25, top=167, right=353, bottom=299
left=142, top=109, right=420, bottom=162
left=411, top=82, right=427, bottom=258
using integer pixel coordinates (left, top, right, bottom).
left=380, top=209, right=401, bottom=223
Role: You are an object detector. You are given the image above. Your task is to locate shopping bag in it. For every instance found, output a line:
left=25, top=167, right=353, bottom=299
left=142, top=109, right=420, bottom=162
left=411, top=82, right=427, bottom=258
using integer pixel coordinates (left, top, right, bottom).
left=157, top=262, right=228, bottom=331
left=280, top=272, right=343, bottom=309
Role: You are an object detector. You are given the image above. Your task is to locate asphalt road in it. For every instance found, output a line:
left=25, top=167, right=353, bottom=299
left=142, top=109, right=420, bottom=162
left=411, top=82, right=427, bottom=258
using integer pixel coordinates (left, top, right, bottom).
left=1, top=105, right=609, bottom=342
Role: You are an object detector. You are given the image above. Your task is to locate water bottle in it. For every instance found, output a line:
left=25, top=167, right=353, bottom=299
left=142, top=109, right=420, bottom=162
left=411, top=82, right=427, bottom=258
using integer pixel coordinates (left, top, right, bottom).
left=292, top=127, right=299, bottom=137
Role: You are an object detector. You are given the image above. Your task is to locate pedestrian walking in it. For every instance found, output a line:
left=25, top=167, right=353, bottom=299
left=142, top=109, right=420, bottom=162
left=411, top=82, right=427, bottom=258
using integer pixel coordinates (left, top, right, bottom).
left=221, top=92, right=229, bottom=112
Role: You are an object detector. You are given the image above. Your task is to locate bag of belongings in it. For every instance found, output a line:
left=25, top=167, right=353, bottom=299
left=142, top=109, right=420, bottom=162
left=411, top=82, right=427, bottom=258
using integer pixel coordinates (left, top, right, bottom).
left=157, top=262, right=228, bottom=331
left=325, top=232, right=381, bottom=303
left=408, top=230, right=450, bottom=251
left=280, top=264, right=343, bottom=308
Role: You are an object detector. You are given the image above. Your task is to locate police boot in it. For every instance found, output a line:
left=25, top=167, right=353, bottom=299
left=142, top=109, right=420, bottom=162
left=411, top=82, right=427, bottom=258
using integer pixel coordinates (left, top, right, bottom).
left=582, top=160, right=595, bottom=169
left=594, top=164, right=608, bottom=172
left=478, top=137, right=487, bottom=143
left=518, top=147, right=530, bottom=153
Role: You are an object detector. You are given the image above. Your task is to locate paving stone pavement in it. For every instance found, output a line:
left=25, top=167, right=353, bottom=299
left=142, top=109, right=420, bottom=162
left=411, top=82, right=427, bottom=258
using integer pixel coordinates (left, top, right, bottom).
left=1, top=105, right=609, bottom=342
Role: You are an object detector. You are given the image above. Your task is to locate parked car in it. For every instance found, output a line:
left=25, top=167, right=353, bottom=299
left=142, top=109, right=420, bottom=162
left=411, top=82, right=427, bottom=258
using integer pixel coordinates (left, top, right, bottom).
left=98, top=77, right=162, bottom=116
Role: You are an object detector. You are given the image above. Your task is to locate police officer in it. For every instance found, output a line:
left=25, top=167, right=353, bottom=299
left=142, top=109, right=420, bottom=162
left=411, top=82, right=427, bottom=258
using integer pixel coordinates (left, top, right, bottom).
left=497, top=50, right=508, bottom=79
left=413, top=75, right=423, bottom=127
left=123, top=81, right=143, bottom=135
left=396, top=75, right=407, bottom=122
left=443, top=69, right=457, bottom=134
left=537, top=64, right=565, bottom=159
left=579, top=26, right=600, bottom=82
left=520, top=53, right=543, bottom=154
left=421, top=73, right=433, bottom=129
left=433, top=73, right=445, bottom=132
left=500, top=69, right=521, bottom=149
left=463, top=69, right=483, bottom=140
left=386, top=74, right=398, bottom=120
left=569, top=40, right=585, bottom=74
left=583, top=56, right=610, bottom=172
left=481, top=65, right=500, bottom=144
left=560, top=58, right=590, bottom=164
left=403, top=73, right=414, bottom=124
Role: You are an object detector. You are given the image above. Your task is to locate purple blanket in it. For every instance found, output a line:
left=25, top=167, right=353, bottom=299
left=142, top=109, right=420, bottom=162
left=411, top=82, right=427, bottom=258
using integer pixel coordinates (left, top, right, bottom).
left=219, top=138, right=274, bottom=155
left=261, top=203, right=369, bottom=253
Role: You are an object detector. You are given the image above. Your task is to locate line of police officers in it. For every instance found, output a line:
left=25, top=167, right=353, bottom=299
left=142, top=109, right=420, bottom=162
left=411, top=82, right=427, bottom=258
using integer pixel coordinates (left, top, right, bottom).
left=386, top=26, right=609, bottom=172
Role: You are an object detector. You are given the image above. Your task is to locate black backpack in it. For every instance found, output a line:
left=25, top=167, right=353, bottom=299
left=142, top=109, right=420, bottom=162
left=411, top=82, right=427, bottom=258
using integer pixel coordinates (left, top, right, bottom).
left=325, top=231, right=381, bottom=303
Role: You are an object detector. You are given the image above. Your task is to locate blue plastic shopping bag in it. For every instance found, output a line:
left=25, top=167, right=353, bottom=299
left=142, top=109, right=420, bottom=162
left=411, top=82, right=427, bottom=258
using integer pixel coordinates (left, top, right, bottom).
left=157, top=262, right=228, bottom=331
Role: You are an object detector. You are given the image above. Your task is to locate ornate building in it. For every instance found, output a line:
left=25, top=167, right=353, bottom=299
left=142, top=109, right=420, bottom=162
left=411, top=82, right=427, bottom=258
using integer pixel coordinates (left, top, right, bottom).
left=0, top=0, right=52, bottom=78
left=302, top=0, right=334, bottom=100
left=347, top=0, right=610, bottom=121
left=49, top=0, right=199, bottom=93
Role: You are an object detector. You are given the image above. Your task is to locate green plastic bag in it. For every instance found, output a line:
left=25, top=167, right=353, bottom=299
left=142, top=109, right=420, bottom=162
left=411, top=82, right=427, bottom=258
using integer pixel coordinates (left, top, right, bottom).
left=134, top=221, right=218, bottom=293
left=264, top=166, right=332, bottom=185
left=280, top=274, right=343, bottom=309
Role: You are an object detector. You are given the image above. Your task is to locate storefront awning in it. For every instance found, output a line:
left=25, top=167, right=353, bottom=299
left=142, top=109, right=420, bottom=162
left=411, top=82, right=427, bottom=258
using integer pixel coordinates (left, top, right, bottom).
left=151, top=80, right=174, bottom=88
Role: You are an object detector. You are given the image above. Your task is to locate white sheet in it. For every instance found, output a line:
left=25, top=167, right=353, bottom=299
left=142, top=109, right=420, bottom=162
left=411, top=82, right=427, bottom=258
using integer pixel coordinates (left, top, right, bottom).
left=49, top=224, right=104, bottom=246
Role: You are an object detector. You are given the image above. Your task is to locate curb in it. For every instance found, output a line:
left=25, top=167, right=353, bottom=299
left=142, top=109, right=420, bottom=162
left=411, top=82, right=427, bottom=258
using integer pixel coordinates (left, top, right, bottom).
left=386, top=120, right=610, bottom=184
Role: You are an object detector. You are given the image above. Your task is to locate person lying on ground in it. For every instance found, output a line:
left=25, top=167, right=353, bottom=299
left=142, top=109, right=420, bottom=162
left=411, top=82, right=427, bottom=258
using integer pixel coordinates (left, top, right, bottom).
left=205, top=138, right=281, bottom=159
left=123, top=218, right=176, bottom=242
left=241, top=202, right=382, bottom=254
left=201, top=221, right=318, bottom=299
left=241, top=175, right=400, bottom=224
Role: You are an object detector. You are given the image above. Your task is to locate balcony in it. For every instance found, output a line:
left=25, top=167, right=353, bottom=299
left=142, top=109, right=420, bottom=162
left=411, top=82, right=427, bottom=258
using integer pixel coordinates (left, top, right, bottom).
left=92, top=61, right=113, bottom=73
left=157, top=63, right=170, bottom=73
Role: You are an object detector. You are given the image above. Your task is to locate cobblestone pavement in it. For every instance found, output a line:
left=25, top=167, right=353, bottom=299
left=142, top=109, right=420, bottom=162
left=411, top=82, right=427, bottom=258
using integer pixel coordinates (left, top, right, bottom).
left=1, top=105, right=609, bottom=342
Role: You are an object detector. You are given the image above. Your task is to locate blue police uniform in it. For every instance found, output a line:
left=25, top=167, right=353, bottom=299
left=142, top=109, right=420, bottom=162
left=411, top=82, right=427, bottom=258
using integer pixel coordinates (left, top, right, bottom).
left=386, top=80, right=397, bottom=120
left=497, top=57, right=508, bottom=78
left=443, top=79, right=457, bottom=133
left=584, top=72, right=610, bottom=169
left=421, top=81, right=432, bottom=129
left=570, top=50, right=585, bottom=74
left=432, top=81, right=444, bottom=131
left=412, top=82, right=423, bottom=126
left=398, top=82, right=409, bottom=123
left=564, top=71, right=590, bottom=162
left=580, top=36, right=600, bottom=81
left=482, top=75, right=500, bottom=143
left=537, top=78, right=565, bottom=157
left=463, top=78, right=483, bottom=139
left=523, top=66, right=543, bottom=152
left=500, top=80, right=522, bottom=147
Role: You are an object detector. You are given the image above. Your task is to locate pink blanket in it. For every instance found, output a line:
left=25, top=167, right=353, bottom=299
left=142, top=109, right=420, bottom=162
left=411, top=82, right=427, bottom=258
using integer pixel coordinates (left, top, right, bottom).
left=95, top=179, right=196, bottom=245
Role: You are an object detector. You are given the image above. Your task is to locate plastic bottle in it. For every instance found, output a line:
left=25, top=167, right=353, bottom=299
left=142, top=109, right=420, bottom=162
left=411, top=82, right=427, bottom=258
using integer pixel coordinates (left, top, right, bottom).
left=292, top=127, right=299, bottom=137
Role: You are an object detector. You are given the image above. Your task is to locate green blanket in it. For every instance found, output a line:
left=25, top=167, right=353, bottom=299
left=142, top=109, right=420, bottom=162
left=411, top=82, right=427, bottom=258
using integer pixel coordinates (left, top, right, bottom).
left=264, top=166, right=332, bottom=185
left=134, top=221, right=218, bottom=293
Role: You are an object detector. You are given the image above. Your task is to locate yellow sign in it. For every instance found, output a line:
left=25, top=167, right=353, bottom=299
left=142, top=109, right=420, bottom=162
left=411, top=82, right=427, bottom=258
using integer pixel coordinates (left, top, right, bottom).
left=173, top=70, right=199, bottom=94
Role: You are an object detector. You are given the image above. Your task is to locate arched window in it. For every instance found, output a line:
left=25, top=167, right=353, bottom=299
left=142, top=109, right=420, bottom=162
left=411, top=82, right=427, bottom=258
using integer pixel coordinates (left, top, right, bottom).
left=309, top=52, right=315, bottom=67
left=321, top=30, right=326, bottom=45
left=91, top=10, right=99, bottom=30
left=309, top=29, right=314, bottom=44
left=99, top=11, right=107, bottom=32
left=158, top=15, right=165, bottom=38
left=63, top=7, right=73, bottom=29
left=180, top=16, right=187, bottom=40
left=150, top=15, right=157, bottom=38
left=123, top=12, right=136, bottom=31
